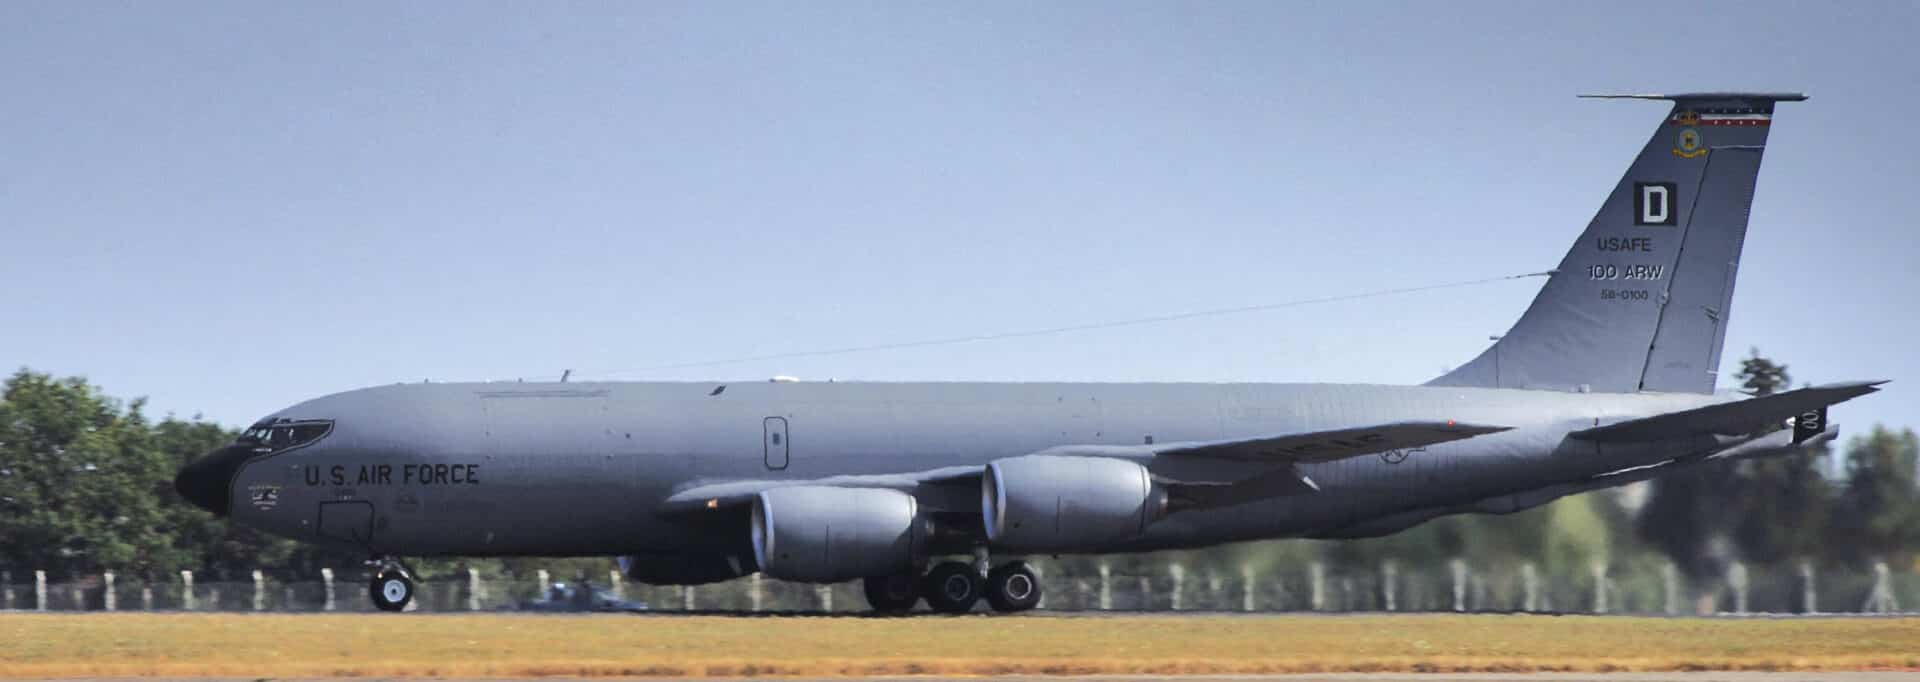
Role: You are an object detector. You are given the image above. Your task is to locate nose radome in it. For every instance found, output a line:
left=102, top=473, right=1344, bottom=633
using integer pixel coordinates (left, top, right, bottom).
left=175, top=445, right=248, bottom=517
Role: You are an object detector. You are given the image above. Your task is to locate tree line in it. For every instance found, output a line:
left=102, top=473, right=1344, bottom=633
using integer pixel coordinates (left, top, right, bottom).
left=1, top=354, right=1915, bottom=591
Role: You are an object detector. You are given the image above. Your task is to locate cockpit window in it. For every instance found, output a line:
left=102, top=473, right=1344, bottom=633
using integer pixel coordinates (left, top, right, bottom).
left=238, top=419, right=334, bottom=453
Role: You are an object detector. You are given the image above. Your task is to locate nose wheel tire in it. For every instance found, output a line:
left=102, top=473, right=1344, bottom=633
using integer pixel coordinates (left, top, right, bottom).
left=862, top=573, right=921, bottom=613
left=986, top=561, right=1042, bottom=612
left=921, top=561, right=984, bottom=614
left=370, top=570, right=413, bottom=612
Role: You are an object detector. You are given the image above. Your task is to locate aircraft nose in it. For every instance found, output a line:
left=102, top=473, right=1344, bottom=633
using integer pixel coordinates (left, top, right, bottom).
left=175, top=444, right=250, bottom=517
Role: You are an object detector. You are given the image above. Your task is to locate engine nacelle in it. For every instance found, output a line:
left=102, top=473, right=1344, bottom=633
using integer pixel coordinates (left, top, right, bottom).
left=751, top=486, right=924, bottom=583
left=618, top=552, right=754, bottom=585
left=983, top=455, right=1167, bottom=552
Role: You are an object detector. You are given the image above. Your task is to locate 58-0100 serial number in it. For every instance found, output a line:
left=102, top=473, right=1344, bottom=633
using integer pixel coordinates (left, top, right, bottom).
left=1600, top=288, right=1650, bottom=301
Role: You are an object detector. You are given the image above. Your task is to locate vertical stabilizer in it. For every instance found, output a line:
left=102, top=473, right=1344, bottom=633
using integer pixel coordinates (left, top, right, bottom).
left=1429, top=93, right=1804, bottom=394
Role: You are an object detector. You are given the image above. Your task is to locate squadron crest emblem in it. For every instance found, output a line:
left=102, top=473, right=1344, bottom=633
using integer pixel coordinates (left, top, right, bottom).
left=1673, top=127, right=1706, bottom=158
left=1674, top=109, right=1704, bottom=159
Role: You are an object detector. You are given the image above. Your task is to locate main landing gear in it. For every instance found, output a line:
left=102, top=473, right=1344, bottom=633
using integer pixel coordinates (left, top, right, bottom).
left=367, top=556, right=414, bottom=612
left=861, top=555, right=1041, bottom=615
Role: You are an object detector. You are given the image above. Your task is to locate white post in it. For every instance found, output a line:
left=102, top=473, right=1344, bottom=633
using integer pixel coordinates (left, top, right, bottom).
left=1381, top=560, right=1397, bottom=611
left=1451, top=559, right=1468, bottom=612
left=1032, top=563, right=1047, bottom=610
left=1169, top=563, right=1185, bottom=611
left=1522, top=562, right=1539, bottom=612
left=1864, top=561, right=1899, bottom=613
left=536, top=569, right=551, bottom=597
left=1098, top=563, right=1112, bottom=611
left=470, top=569, right=485, bottom=611
left=207, top=586, right=220, bottom=610
left=1206, top=572, right=1222, bottom=611
left=749, top=574, right=764, bottom=612
left=1241, top=564, right=1256, bottom=612
left=681, top=584, right=696, bottom=611
left=812, top=584, right=829, bottom=612
left=34, top=570, right=47, bottom=611
left=178, top=570, right=192, bottom=611
left=1662, top=563, right=1681, bottom=616
left=142, top=586, right=153, bottom=611
left=104, top=572, right=116, bottom=611
left=607, top=570, right=623, bottom=602
left=321, top=568, right=336, bottom=611
left=1136, top=575, right=1150, bottom=609
left=1727, top=562, right=1749, bottom=615
left=1799, top=560, right=1818, bottom=614
left=252, top=570, right=266, bottom=612
left=1309, top=562, right=1326, bottom=611
left=1591, top=562, right=1609, bottom=614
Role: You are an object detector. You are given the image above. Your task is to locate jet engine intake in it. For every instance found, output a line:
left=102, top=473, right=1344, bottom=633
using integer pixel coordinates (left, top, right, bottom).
left=751, top=486, right=924, bottom=583
left=983, top=455, right=1167, bottom=552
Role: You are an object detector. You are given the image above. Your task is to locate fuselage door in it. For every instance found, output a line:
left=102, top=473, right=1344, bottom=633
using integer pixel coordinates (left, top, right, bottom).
left=764, top=417, right=789, bottom=470
left=316, top=500, right=376, bottom=546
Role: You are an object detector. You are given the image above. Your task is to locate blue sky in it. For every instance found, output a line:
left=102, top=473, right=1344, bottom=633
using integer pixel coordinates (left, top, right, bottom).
left=3, top=2, right=1915, bottom=435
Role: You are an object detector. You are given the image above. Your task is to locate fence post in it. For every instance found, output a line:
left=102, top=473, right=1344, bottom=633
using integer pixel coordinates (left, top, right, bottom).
left=1380, top=560, right=1397, bottom=611
left=1241, top=564, right=1256, bottom=612
left=1451, top=559, right=1468, bottom=612
left=1727, top=562, right=1749, bottom=614
left=1864, top=561, right=1899, bottom=613
left=1033, top=563, right=1048, bottom=610
left=1309, top=562, right=1326, bottom=611
left=1521, top=562, right=1539, bottom=612
left=1098, top=563, right=1112, bottom=611
left=1136, top=575, right=1151, bottom=610
left=683, top=585, right=698, bottom=611
left=1799, top=559, right=1818, bottom=614
left=178, top=570, right=192, bottom=611
left=1662, top=563, right=1680, bottom=615
left=104, top=572, right=116, bottom=611
left=749, top=574, right=763, bottom=612
left=1169, top=563, right=1185, bottom=611
left=536, top=569, right=551, bottom=598
left=470, top=569, right=485, bottom=611
left=812, top=584, right=828, bottom=612
left=1591, top=562, right=1609, bottom=614
left=253, top=570, right=266, bottom=611
left=142, top=585, right=153, bottom=611
left=321, top=568, right=336, bottom=611
left=35, top=570, right=47, bottom=611
left=607, top=570, right=623, bottom=602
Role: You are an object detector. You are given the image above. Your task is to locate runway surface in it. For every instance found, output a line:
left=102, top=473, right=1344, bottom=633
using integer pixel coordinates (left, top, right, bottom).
left=19, top=675, right=1920, bottom=682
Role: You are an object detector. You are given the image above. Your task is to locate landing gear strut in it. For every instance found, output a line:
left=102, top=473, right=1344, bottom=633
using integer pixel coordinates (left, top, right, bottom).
left=367, top=557, right=414, bottom=612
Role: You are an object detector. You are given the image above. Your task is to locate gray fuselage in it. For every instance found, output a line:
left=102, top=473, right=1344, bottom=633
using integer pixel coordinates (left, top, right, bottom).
left=220, top=380, right=1727, bottom=559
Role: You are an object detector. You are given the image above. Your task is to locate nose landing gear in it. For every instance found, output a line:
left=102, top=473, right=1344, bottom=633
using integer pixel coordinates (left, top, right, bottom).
left=366, top=557, right=415, bottom=612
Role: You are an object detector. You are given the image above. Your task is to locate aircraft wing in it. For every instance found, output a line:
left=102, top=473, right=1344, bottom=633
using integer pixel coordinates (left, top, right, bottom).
left=1569, top=380, right=1885, bottom=443
left=1149, top=420, right=1511, bottom=463
left=659, top=420, right=1510, bottom=516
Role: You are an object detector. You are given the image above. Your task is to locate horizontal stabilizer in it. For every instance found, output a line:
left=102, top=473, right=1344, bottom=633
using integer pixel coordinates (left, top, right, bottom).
left=1571, top=381, right=1885, bottom=443
left=1156, top=421, right=1510, bottom=463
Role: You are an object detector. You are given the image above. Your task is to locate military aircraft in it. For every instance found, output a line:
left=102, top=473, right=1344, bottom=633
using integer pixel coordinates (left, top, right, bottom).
left=176, top=92, right=1881, bottom=614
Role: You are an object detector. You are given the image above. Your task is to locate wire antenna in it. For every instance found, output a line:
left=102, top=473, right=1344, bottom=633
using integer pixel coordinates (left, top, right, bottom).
left=579, top=270, right=1553, bottom=377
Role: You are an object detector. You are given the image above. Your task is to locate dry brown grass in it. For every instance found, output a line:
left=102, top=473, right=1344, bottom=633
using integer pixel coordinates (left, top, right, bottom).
left=3, top=612, right=1919, bottom=678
